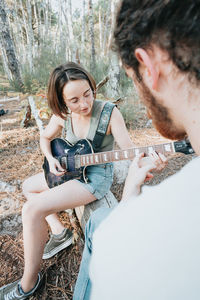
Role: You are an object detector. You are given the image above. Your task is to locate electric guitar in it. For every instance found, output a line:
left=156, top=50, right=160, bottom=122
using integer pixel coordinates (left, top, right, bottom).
left=43, top=138, right=194, bottom=188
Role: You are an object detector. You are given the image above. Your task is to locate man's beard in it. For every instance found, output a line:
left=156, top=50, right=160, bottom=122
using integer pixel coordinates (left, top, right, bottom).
left=136, top=81, right=186, bottom=140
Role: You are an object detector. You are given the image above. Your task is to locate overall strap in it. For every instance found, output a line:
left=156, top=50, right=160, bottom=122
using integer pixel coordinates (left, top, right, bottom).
left=61, top=117, right=69, bottom=138
left=92, top=101, right=115, bottom=152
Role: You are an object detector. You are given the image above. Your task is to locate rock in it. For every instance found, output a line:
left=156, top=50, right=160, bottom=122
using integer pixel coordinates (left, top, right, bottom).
left=0, top=181, right=16, bottom=193
left=0, top=213, right=22, bottom=236
left=0, top=197, right=21, bottom=215
left=113, top=160, right=131, bottom=184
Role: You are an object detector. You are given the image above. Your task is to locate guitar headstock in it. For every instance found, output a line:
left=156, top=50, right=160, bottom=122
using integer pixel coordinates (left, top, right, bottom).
left=174, top=139, right=195, bottom=155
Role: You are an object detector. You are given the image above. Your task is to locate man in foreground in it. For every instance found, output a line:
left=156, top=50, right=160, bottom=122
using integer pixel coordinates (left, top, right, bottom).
left=89, top=0, right=200, bottom=299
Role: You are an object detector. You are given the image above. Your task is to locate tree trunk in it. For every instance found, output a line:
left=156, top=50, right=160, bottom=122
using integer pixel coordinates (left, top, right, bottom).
left=32, top=0, right=39, bottom=38
left=107, top=0, right=120, bottom=99
left=81, top=0, right=86, bottom=62
left=107, top=0, right=116, bottom=49
left=0, top=37, right=12, bottom=81
left=26, top=0, right=34, bottom=68
left=88, top=0, right=96, bottom=72
left=102, top=1, right=110, bottom=56
left=107, top=53, right=120, bottom=99
left=18, top=0, right=32, bottom=71
left=68, top=0, right=76, bottom=61
left=62, top=0, right=70, bottom=60
left=44, top=0, right=49, bottom=38
left=0, top=0, right=23, bottom=89
left=13, top=0, right=26, bottom=65
left=37, top=2, right=43, bottom=45
left=99, top=5, right=103, bottom=51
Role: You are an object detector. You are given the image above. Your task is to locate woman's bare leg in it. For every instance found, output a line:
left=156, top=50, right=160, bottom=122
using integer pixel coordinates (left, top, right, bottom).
left=21, top=177, right=96, bottom=292
left=45, top=214, right=65, bottom=234
left=22, top=173, right=65, bottom=235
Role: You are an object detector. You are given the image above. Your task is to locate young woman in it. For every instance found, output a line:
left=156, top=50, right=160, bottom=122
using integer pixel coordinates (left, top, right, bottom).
left=0, top=62, right=166, bottom=299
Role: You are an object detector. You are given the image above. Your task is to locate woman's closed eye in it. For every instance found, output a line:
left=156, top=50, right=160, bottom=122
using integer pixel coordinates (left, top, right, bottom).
left=84, top=91, right=91, bottom=97
left=71, top=98, right=79, bottom=104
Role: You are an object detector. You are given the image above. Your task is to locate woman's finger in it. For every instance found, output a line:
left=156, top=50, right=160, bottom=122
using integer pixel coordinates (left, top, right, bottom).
left=158, top=153, right=167, bottom=162
left=55, top=161, right=65, bottom=172
left=133, top=153, right=144, bottom=164
left=50, top=168, right=65, bottom=176
left=145, top=172, right=154, bottom=181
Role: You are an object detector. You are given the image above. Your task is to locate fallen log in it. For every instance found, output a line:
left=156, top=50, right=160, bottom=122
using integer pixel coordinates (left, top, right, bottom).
left=20, top=104, right=31, bottom=128
left=0, top=96, right=19, bottom=103
left=28, top=96, right=44, bottom=133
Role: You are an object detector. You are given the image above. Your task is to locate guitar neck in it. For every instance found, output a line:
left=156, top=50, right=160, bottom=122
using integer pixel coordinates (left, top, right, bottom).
left=80, top=142, right=175, bottom=167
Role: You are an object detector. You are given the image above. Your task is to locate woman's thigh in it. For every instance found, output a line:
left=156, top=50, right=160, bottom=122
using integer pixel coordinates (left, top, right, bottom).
left=26, top=179, right=96, bottom=217
left=23, top=172, right=49, bottom=194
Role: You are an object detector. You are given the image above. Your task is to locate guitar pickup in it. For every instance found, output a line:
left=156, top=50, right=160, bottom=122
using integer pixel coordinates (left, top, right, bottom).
left=60, top=156, right=68, bottom=170
left=75, top=155, right=81, bottom=169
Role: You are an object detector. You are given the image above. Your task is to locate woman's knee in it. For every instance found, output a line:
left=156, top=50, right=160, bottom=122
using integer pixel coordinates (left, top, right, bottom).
left=22, top=173, right=47, bottom=197
left=22, top=177, right=31, bottom=197
left=22, top=199, right=44, bottom=224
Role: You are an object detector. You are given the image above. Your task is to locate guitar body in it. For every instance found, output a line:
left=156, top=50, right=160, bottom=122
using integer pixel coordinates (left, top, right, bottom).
left=43, top=138, right=93, bottom=188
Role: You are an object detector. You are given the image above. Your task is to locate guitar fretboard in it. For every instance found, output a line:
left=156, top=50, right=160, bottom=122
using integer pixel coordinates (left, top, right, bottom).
left=79, top=142, right=174, bottom=167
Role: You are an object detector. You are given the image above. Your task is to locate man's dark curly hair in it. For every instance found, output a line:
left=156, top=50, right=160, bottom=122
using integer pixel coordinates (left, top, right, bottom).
left=114, top=0, right=200, bottom=82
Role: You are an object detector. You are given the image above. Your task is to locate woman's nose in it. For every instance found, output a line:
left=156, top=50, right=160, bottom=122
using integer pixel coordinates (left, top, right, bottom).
left=80, top=98, right=87, bottom=108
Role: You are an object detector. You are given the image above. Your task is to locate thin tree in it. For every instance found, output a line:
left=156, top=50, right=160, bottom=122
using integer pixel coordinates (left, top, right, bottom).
left=66, top=0, right=76, bottom=61
left=88, top=0, right=96, bottom=73
left=13, top=0, right=26, bottom=64
left=0, top=0, right=23, bottom=89
left=0, top=36, right=12, bottom=80
left=98, top=3, right=103, bottom=50
left=81, top=0, right=86, bottom=62
left=102, top=0, right=110, bottom=56
left=26, top=0, right=34, bottom=66
left=18, top=0, right=33, bottom=71
left=107, top=0, right=120, bottom=99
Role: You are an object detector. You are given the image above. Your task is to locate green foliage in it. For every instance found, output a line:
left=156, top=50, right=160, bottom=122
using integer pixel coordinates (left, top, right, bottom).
left=0, top=84, right=12, bottom=94
left=119, top=98, right=137, bottom=129
left=21, top=41, right=66, bottom=94
left=90, top=58, right=109, bottom=86
left=118, top=68, right=135, bottom=98
left=9, top=79, right=24, bottom=92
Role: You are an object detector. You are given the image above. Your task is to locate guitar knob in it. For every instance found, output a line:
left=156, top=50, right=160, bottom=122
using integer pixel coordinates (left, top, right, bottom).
left=189, top=148, right=194, bottom=154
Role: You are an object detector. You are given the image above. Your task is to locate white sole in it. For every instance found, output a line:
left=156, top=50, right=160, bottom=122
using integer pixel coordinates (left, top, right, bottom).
left=42, top=237, right=73, bottom=260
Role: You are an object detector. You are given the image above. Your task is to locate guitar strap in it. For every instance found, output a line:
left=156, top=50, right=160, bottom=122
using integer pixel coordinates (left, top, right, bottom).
left=92, top=101, right=115, bottom=152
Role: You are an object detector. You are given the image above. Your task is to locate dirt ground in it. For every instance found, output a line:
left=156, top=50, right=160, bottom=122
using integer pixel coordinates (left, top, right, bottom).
left=0, top=95, right=194, bottom=299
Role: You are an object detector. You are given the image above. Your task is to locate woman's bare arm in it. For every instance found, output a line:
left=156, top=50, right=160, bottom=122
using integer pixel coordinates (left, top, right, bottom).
left=40, top=114, right=65, bottom=175
left=109, top=107, right=134, bottom=149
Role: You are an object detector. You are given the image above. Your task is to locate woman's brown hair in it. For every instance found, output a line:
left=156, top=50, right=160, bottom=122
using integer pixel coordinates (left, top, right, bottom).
left=47, top=62, right=96, bottom=119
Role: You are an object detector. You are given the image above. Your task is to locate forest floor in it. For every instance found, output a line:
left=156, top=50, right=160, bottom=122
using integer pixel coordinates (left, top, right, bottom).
left=0, top=92, right=194, bottom=299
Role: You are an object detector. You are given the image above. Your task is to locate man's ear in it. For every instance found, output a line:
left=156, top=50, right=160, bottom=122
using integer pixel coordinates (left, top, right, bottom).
left=135, top=48, right=159, bottom=90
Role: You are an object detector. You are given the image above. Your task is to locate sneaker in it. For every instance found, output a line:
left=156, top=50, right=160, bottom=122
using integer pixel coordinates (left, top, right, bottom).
left=0, top=272, right=42, bottom=300
left=42, top=228, right=73, bottom=260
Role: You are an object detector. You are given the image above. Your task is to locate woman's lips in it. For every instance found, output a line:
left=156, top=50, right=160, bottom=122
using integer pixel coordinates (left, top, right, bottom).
left=81, top=108, right=88, bottom=112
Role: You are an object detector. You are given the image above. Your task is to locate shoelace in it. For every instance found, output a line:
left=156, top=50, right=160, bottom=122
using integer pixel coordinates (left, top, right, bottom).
left=5, top=286, right=21, bottom=300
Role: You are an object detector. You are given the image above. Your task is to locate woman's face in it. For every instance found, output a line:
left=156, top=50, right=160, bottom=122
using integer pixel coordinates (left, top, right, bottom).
left=63, top=79, right=94, bottom=116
